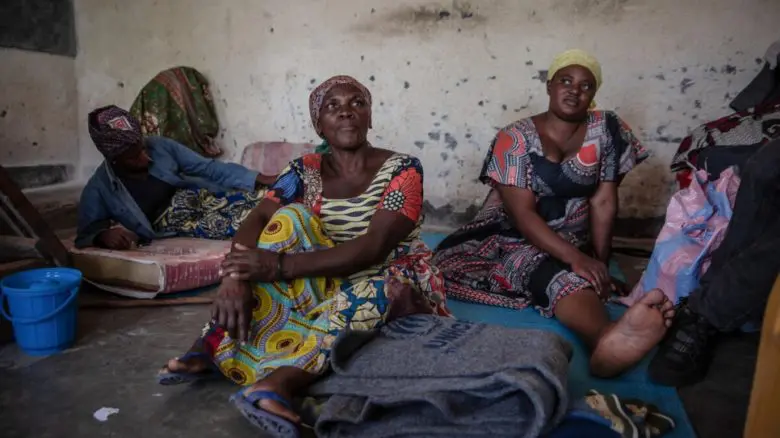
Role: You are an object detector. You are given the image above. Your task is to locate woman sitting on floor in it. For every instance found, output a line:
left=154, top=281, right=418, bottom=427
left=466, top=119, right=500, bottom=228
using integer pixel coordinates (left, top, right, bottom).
left=433, top=49, right=675, bottom=377
left=157, top=76, right=450, bottom=434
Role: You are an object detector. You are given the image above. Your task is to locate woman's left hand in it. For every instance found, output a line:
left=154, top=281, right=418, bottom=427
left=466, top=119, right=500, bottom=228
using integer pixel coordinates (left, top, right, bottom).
left=221, top=244, right=279, bottom=282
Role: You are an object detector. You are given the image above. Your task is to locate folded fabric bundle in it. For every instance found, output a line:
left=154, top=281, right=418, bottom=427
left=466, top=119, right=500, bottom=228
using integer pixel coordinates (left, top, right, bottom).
left=309, top=315, right=573, bottom=438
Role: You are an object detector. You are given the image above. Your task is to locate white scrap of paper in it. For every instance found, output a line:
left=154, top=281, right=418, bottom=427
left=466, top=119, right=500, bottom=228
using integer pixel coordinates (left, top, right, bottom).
left=93, top=407, right=120, bottom=422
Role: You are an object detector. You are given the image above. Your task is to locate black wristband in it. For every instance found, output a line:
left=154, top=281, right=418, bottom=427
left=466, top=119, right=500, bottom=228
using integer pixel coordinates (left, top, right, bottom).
left=277, top=252, right=285, bottom=280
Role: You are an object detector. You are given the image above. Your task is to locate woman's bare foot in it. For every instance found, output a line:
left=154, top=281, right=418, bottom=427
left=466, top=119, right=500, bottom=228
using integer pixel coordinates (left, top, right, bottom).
left=160, top=354, right=211, bottom=375
left=590, top=289, right=675, bottom=377
left=242, top=382, right=300, bottom=424
left=385, top=278, right=433, bottom=322
left=159, top=340, right=212, bottom=376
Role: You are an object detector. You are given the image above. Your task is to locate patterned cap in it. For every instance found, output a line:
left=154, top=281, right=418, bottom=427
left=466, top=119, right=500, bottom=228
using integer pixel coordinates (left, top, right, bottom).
left=88, top=105, right=143, bottom=160
left=308, top=75, right=372, bottom=137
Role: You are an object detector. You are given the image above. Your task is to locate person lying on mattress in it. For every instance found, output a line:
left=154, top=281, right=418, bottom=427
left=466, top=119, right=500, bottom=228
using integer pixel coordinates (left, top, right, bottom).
left=75, top=105, right=277, bottom=250
left=156, top=75, right=451, bottom=433
left=433, top=49, right=676, bottom=377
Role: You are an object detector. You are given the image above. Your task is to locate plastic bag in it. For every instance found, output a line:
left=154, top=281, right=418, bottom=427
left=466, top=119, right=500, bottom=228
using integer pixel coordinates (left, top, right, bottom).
left=619, top=167, right=741, bottom=306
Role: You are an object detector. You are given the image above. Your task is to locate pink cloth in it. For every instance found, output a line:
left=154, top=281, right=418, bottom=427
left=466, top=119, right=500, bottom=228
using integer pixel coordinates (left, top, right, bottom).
left=620, top=168, right=741, bottom=306
left=240, top=141, right=315, bottom=175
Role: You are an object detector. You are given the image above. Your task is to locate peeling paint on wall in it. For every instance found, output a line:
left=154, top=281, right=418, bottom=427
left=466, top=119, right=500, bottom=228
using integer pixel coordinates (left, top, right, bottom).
left=552, top=0, right=630, bottom=20
left=73, top=0, right=780, bottom=226
left=351, top=1, right=487, bottom=37
left=423, top=200, right=482, bottom=229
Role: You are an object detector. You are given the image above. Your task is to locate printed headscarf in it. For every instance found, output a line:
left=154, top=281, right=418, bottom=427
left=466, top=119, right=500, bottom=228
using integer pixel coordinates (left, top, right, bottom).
left=88, top=105, right=143, bottom=160
left=548, top=49, right=602, bottom=108
left=308, top=75, right=372, bottom=138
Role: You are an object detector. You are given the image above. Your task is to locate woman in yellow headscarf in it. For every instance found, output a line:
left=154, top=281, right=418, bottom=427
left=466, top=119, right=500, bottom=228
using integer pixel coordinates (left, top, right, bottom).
left=434, top=49, right=676, bottom=377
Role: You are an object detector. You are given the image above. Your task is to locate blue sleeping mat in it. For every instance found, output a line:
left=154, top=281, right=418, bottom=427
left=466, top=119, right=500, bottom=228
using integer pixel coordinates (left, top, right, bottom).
left=420, top=231, right=696, bottom=438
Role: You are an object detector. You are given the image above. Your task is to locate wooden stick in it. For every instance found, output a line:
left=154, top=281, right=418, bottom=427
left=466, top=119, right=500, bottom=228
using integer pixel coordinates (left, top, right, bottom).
left=0, top=165, right=70, bottom=266
left=79, top=295, right=214, bottom=308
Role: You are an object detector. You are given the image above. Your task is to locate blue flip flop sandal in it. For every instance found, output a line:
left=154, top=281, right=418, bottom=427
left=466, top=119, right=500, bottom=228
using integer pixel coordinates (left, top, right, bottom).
left=230, top=389, right=300, bottom=438
left=156, top=352, right=220, bottom=386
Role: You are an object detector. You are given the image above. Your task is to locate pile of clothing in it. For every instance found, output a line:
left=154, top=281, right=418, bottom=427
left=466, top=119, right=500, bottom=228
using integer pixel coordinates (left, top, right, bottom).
left=625, top=41, right=780, bottom=328
left=672, top=40, right=780, bottom=188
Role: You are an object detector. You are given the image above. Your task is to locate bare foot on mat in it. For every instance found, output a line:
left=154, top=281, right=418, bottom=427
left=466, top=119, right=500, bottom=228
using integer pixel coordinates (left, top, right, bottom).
left=590, top=289, right=675, bottom=377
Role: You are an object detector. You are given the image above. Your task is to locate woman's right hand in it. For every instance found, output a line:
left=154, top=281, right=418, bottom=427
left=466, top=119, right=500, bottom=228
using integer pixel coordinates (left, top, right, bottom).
left=97, top=228, right=138, bottom=250
left=211, top=277, right=256, bottom=342
left=570, top=254, right=611, bottom=299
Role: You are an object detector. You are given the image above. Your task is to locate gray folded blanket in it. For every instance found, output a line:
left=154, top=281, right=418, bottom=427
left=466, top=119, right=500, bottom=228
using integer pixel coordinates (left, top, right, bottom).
left=309, top=315, right=573, bottom=438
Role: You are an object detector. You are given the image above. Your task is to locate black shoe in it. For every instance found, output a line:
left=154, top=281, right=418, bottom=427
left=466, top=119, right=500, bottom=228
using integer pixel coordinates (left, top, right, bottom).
left=649, top=300, right=718, bottom=387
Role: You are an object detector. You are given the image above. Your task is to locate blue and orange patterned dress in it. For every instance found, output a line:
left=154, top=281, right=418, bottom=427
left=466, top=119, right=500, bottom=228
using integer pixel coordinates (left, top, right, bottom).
left=433, top=110, right=648, bottom=316
left=200, top=151, right=450, bottom=385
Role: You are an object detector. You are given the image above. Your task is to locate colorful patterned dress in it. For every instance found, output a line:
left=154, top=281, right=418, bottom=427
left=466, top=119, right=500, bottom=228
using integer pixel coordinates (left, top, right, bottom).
left=200, top=152, right=450, bottom=385
left=153, top=188, right=267, bottom=240
left=130, top=66, right=223, bottom=157
left=433, top=111, right=648, bottom=316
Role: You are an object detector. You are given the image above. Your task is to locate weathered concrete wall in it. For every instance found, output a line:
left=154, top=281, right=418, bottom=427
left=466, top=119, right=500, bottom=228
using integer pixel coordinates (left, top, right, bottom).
left=0, top=48, right=79, bottom=185
left=73, top=0, right=780, bottom=223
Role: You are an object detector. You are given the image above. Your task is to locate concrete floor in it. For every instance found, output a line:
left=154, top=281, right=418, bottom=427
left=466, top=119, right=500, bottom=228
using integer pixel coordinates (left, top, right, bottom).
left=679, top=331, right=759, bottom=438
left=0, top=300, right=759, bottom=438
left=0, top=305, right=288, bottom=438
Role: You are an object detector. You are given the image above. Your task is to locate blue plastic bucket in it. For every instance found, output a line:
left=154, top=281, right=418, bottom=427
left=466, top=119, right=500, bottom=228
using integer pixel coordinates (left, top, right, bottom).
left=0, top=268, right=82, bottom=356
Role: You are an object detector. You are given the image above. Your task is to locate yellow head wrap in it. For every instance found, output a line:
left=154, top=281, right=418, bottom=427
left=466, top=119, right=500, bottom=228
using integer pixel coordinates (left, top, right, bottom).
left=548, top=49, right=602, bottom=108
